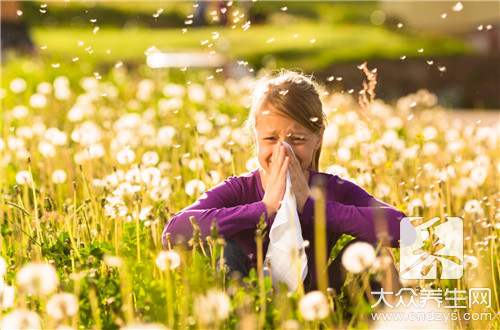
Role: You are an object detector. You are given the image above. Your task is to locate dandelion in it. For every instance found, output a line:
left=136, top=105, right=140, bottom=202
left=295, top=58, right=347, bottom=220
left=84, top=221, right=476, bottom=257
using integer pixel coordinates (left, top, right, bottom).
left=141, top=167, right=161, bottom=187
left=0, top=257, right=6, bottom=277
left=52, top=169, right=67, bottom=184
left=12, top=105, right=28, bottom=119
left=15, top=171, right=31, bottom=185
left=1, top=309, right=41, bottom=329
left=185, top=179, right=206, bottom=196
left=10, top=78, right=27, bottom=93
left=29, top=93, right=47, bottom=108
left=117, top=148, right=135, bottom=165
left=463, top=255, right=478, bottom=269
left=156, top=250, right=181, bottom=270
left=298, top=291, right=329, bottom=321
left=139, top=206, right=153, bottom=221
left=46, top=293, right=79, bottom=320
left=16, top=263, right=59, bottom=295
left=193, top=290, right=232, bottom=325
left=441, top=13, right=447, bottom=19
left=341, top=242, right=376, bottom=273
left=1, top=285, right=15, bottom=310
left=142, top=151, right=160, bottom=165
left=103, top=254, right=123, bottom=268
left=38, top=141, right=56, bottom=157
left=188, top=158, right=204, bottom=172
left=470, top=166, right=487, bottom=186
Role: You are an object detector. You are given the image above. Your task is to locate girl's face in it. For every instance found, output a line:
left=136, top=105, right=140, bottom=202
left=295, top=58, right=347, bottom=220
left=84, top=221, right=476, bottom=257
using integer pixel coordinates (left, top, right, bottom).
left=254, top=104, right=323, bottom=174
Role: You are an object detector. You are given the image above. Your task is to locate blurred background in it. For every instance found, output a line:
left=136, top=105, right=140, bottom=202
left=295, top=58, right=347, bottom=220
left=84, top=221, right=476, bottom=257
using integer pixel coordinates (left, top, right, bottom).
left=2, top=0, right=499, bottom=109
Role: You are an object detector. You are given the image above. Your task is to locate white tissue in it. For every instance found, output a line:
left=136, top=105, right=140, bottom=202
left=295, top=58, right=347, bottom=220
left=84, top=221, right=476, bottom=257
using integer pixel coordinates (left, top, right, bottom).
left=265, top=142, right=308, bottom=292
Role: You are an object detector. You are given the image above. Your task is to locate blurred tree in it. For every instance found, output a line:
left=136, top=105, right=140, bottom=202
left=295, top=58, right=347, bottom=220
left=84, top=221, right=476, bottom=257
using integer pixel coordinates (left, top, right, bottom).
left=1, top=0, right=36, bottom=56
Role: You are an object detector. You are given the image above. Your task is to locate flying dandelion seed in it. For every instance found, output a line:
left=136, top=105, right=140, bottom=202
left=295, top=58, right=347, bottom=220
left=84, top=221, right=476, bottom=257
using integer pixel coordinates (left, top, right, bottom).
left=115, top=61, right=123, bottom=68
left=281, top=7, right=288, bottom=11
left=90, top=18, right=97, bottom=23
left=242, top=21, right=251, bottom=31
left=185, top=20, right=193, bottom=25
left=438, top=66, right=447, bottom=72
left=51, top=63, right=60, bottom=68
left=310, top=38, right=316, bottom=43
left=400, top=55, right=407, bottom=60
left=486, top=24, right=492, bottom=30
left=336, top=77, right=342, bottom=81
left=477, top=25, right=484, bottom=31
left=327, top=76, right=334, bottom=81
left=452, top=2, right=463, bottom=12
left=397, top=22, right=403, bottom=28
left=72, top=57, right=79, bottom=62
left=93, top=26, right=100, bottom=34
left=441, top=13, right=448, bottom=19
left=267, top=37, right=275, bottom=43
left=427, top=60, right=434, bottom=65
left=348, top=89, right=354, bottom=94
left=418, top=48, right=424, bottom=53
left=16, top=10, right=23, bottom=16
left=40, top=45, right=47, bottom=50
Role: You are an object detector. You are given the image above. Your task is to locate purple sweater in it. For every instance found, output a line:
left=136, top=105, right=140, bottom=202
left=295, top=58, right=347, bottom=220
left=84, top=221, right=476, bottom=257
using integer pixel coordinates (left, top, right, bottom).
left=162, top=169, right=405, bottom=286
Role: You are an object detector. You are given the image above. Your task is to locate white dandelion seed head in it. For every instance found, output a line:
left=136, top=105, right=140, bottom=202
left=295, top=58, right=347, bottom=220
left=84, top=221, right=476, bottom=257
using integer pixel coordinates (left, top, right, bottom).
left=15, top=171, right=31, bottom=185
left=188, top=158, right=204, bottom=172
left=298, top=291, right=329, bottom=321
left=10, top=78, right=27, bottom=93
left=341, top=242, right=376, bottom=273
left=36, top=82, right=53, bottom=94
left=157, top=126, right=176, bottom=147
left=44, top=128, right=67, bottom=146
left=193, top=290, right=232, bottom=324
left=0, top=256, right=7, bottom=278
left=16, top=263, right=59, bottom=295
left=12, top=105, right=29, bottom=119
left=29, top=93, right=47, bottom=108
left=142, top=151, right=160, bottom=166
left=0, top=285, right=15, bottom=310
left=162, top=83, right=185, bottom=98
left=46, top=293, right=79, bottom=320
left=103, top=254, right=124, bottom=268
left=185, top=179, right=206, bottom=196
left=38, top=141, right=56, bottom=157
left=139, top=205, right=153, bottom=221
left=117, top=148, right=135, bottom=165
left=52, top=169, right=67, bottom=184
left=463, top=255, right=478, bottom=269
left=156, top=250, right=181, bottom=271
left=1, top=309, right=41, bottom=329
left=187, top=84, right=206, bottom=103
left=141, top=167, right=161, bottom=187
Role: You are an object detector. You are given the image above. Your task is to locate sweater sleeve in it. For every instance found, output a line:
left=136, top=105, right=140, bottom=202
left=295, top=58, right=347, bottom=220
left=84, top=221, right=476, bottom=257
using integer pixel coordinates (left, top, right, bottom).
left=162, top=176, right=269, bottom=247
left=300, top=175, right=405, bottom=247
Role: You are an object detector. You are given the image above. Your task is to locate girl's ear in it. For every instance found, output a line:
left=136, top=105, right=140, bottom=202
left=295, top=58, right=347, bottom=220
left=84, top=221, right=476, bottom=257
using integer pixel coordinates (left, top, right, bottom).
left=315, top=126, right=325, bottom=149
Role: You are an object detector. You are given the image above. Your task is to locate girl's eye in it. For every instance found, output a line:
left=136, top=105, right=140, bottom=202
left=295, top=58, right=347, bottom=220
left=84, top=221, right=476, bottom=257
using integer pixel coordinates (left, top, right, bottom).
left=292, top=137, right=305, bottom=142
left=264, top=137, right=277, bottom=141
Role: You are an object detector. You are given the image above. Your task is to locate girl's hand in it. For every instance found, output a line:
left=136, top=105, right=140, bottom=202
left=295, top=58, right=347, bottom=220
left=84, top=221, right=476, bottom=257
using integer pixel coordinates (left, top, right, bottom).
left=285, top=146, right=311, bottom=214
left=262, top=142, right=290, bottom=216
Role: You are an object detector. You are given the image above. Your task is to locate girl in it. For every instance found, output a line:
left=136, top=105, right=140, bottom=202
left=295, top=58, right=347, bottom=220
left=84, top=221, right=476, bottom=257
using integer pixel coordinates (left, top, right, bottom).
left=162, top=70, right=405, bottom=292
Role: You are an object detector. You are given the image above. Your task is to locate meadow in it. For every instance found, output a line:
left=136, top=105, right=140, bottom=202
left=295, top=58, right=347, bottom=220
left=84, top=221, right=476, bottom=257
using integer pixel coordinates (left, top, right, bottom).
left=1, top=53, right=498, bottom=329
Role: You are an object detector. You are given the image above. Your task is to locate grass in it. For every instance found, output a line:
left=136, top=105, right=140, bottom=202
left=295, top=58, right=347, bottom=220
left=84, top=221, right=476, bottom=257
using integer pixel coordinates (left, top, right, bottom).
left=0, top=56, right=498, bottom=329
left=30, top=22, right=472, bottom=71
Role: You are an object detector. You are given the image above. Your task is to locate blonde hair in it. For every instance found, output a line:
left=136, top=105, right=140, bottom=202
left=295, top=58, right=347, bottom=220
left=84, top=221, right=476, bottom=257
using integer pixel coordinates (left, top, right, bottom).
left=245, top=70, right=327, bottom=171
